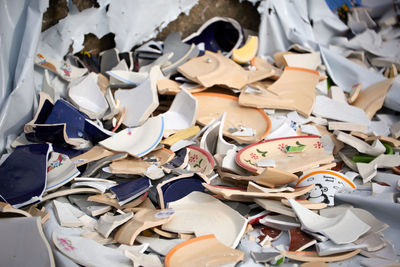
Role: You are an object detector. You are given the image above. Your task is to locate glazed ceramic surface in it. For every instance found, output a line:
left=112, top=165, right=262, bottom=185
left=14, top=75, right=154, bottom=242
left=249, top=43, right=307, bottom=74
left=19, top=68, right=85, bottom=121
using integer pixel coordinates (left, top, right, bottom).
left=187, top=146, right=215, bottom=175
left=157, top=173, right=209, bottom=209
left=0, top=217, right=55, bottom=267
left=110, top=177, right=151, bottom=205
left=165, top=234, right=244, bottom=267
left=35, top=53, right=87, bottom=81
left=0, top=144, right=51, bottom=208
left=46, top=152, right=80, bottom=192
left=296, top=170, right=356, bottom=206
left=162, top=191, right=247, bottom=248
left=236, top=136, right=334, bottom=174
left=100, top=116, right=164, bottom=157
left=194, top=92, right=271, bottom=144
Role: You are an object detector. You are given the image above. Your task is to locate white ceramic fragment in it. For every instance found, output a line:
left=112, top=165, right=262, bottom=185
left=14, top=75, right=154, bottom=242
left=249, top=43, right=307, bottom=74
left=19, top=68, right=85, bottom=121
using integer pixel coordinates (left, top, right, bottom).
left=46, top=153, right=80, bottom=192
left=162, top=191, right=247, bottom=248
left=115, top=67, right=161, bottom=127
left=316, top=240, right=367, bottom=256
left=100, top=116, right=164, bottom=157
left=107, top=71, right=148, bottom=86
left=259, top=214, right=300, bottom=231
left=288, top=199, right=370, bottom=244
left=124, top=250, right=162, bottom=267
left=300, top=124, right=321, bottom=136
left=357, top=154, right=400, bottom=183
left=136, top=236, right=185, bottom=256
left=282, top=52, right=321, bottom=70
left=95, top=212, right=133, bottom=238
left=162, top=89, right=198, bottom=131
left=52, top=200, right=83, bottom=228
left=354, top=232, right=386, bottom=252
left=312, top=95, right=371, bottom=126
left=265, top=122, right=297, bottom=140
left=335, top=131, right=386, bottom=156
left=71, top=181, right=116, bottom=193
left=221, top=148, right=250, bottom=175
left=68, top=73, right=108, bottom=119
left=52, top=232, right=131, bottom=267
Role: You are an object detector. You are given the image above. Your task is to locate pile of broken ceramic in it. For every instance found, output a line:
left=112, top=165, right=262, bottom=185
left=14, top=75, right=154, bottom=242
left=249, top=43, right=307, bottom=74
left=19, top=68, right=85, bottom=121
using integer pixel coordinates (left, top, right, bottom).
left=1, top=6, right=400, bottom=267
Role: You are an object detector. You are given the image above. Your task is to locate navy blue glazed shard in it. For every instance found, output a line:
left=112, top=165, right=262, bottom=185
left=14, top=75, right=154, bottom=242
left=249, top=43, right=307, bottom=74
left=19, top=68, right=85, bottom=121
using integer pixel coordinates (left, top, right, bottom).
left=45, top=99, right=88, bottom=140
left=53, top=145, right=88, bottom=159
left=184, top=17, right=244, bottom=55
left=164, top=148, right=188, bottom=169
left=84, top=119, right=113, bottom=143
left=26, top=124, right=69, bottom=145
left=0, top=144, right=51, bottom=208
left=110, top=177, right=151, bottom=205
left=160, top=173, right=206, bottom=207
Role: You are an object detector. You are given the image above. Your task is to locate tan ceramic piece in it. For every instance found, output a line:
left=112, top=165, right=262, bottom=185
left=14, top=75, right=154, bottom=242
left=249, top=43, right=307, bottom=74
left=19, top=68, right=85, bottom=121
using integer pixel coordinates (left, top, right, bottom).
left=390, top=121, right=400, bottom=139
left=0, top=202, right=31, bottom=218
left=152, top=227, right=179, bottom=239
left=109, top=157, right=151, bottom=175
left=114, top=209, right=175, bottom=245
left=156, top=79, right=207, bottom=95
left=88, top=192, right=147, bottom=210
left=314, top=124, right=344, bottom=155
left=27, top=206, right=50, bottom=224
left=236, top=136, right=334, bottom=174
left=347, top=84, right=362, bottom=104
left=250, top=57, right=281, bottom=79
left=328, top=122, right=368, bottom=133
left=281, top=199, right=327, bottom=210
left=165, top=234, right=244, bottom=267
left=178, top=51, right=271, bottom=90
left=301, top=261, right=329, bottom=267
left=335, top=131, right=386, bottom=156
left=203, top=183, right=313, bottom=200
left=161, top=126, right=200, bottom=146
left=255, top=198, right=296, bottom=217
left=41, top=188, right=101, bottom=203
left=95, top=212, right=134, bottom=238
left=274, top=51, right=294, bottom=68
left=194, top=92, right=271, bottom=144
left=146, top=148, right=175, bottom=166
left=280, top=250, right=360, bottom=262
left=71, top=146, right=115, bottom=167
left=239, top=67, right=320, bottom=117
left=352, top=79, right=394, bottom=119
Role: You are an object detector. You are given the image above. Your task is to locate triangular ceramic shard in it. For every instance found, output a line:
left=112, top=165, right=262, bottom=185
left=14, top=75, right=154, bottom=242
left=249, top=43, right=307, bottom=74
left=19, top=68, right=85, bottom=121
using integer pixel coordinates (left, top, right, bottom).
left=282, top=52, right=321, bottom=70
left=115, top=66, right=161, bottom=127
left=352, top=79, right=395, bottom=119
left=0, top=217, right=55, bottom=267
left=165, top=234, right=245, bottom=267
left=110, top=177, right=151, bottom=205
left=114, top=209, right=175, bottom=245
left=46, top=152, right=80, bottom=192
left=70, top=145, right=115, bottom=167
left=107, top=70, right=148, bottom=86
left=288, top=199, right=370, bottom=244
left=178, top=51, right=249, bottom=89
left=35, top=53, right=88, bottom=81
left=52, top=199, right=83, bottom=228
left=187, top=145, right=215, bottom=175
left=162, top=89, right=198, bottom=131
left=236, top=136, right=334, bottom=174
left=161, top=32, right=200, bottom=75
left=162, top=191, right=247, bottom=248
left=312, top=95, right=371, bottom=126
left=194, top=92, right=271, bottom=144
left=238, top=67, right=320, bottom=117
left=53, top=232, right=131, bottom=267
left=99, top=115, right=164, bottom=157
left=289, top=228, right=317, bottom=251
left=67, top=73, right=109, bottom=119
left=95, top=212, right=133, bottom=238
left=109, top=157, right=151, bottom=175
left=183, top=16, right=244, bottom=56
left=157, top=173, right=209, bottom=209
left=0, top=144, right=52, bottom=208
left=100, top=48, right=120, bottom=73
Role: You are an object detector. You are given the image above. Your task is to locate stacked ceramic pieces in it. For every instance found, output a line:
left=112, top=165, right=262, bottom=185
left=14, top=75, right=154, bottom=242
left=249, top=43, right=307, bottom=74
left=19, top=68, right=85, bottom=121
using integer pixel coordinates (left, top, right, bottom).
left=2, top=7, right=400, bottom=266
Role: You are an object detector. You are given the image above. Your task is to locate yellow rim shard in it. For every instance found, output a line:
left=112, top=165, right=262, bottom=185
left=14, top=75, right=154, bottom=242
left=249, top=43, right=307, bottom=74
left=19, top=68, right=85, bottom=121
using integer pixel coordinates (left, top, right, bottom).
left=232, top=36, right=258, bottom=64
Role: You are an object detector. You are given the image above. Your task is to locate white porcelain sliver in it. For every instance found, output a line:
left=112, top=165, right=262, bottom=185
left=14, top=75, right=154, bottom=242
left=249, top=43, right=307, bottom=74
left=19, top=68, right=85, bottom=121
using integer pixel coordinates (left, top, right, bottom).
left=68, top=73, right=109, bottom=119
left=99, top=115, right=164, bottom=157
left=107, top=70, right=148, bottom=86
left=115, top=66, right=161, bottom=127
left=162, top=89, right=198, bottom=131
left=288, top=199, right=370, bottom=244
